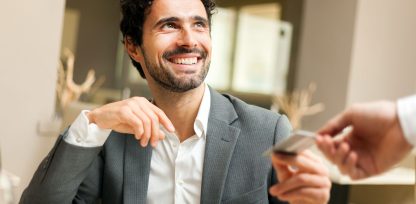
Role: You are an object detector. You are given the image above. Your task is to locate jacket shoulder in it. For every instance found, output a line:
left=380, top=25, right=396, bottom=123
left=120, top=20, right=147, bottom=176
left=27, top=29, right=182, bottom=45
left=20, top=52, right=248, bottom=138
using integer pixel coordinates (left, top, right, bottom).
left=222, top=94, right=281, bottom=121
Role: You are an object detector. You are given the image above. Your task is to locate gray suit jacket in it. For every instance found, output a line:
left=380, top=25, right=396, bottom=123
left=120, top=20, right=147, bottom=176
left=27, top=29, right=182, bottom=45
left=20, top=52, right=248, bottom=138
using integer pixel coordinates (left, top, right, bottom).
left=21, top=88, right=291, bottom=204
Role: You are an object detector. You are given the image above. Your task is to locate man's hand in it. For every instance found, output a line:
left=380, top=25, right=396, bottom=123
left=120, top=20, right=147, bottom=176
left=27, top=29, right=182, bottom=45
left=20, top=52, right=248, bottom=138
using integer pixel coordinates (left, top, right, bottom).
left=87, top=97, right=175, bottom=147
left=269, top=151, right=331, bottom=204
left=316, top=101, right=413, bottom=179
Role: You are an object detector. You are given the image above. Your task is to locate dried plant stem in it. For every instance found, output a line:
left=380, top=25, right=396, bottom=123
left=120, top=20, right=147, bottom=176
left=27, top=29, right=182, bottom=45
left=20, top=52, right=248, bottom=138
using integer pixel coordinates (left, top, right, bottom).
left=273, top=83, right=324, bottom=129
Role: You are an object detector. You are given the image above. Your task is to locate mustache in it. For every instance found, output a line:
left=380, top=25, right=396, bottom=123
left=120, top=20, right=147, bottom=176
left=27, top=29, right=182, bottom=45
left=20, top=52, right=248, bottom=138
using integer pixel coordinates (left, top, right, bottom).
left=163, top=47, right=207, bottom=59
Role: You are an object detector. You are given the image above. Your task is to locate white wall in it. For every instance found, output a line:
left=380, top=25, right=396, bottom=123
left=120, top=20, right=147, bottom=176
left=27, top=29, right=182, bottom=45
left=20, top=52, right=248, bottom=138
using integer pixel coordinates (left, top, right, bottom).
left=295, top=0, right=358, bottom=130
left=347, top=0, right=416, bottom=103
left=0, top=0, right=65, bottom=198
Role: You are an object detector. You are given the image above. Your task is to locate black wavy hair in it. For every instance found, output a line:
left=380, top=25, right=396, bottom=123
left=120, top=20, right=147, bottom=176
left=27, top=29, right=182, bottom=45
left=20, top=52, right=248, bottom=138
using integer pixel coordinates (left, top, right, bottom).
left=120, top=0, right=216, bottom=78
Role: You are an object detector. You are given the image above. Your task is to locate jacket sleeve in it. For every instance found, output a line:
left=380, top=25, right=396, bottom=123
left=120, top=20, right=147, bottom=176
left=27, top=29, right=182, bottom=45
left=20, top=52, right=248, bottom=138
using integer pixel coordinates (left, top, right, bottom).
left=20, top=128, right=104, bottom=204
left=268, top=114, right=292, bottom=204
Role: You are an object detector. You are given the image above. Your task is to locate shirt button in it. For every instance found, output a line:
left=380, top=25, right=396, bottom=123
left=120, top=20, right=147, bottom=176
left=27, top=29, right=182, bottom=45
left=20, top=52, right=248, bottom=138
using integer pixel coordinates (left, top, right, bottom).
left=178, top=180, right=184, bottom=186
left=172, top=143, right=178, bottom=148
left=76, top=137, right=82, bottom=143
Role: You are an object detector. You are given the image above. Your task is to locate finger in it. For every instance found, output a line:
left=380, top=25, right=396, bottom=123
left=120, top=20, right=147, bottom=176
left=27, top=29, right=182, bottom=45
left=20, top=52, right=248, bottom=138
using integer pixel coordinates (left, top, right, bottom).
left=269, top=173, right=331, bottom=197
left=140, top=107, right=160, bottom=147
left=129, top=98, right=152, bottom=146
left=119, top=107, right=144, bottom=140
left=343, top=151, right=358, bottom=176
left=352, top=166, right=368, bottom=180
left=334, top=143, right=350, bottom=171
left=315, top=134, right=327, bottom=151
left=159, top=129, right=166, bottom=140
left=271, top=155, right=293, bottom=181
left=276, top=164, right=292, bottom=182
left=338, top=151, right=357, bottom=178
left=317, top=136, right=364, bottom=178
left=300, top=150, right=324, bottom=164
left=316, top=135, right=338, bottom=164
left=316, top=135, right=332, bottom=156
left=278, top=187, right=330, bottom=204
left=333, top=137, right=345, bottom=149
left=129, top=107, right=148, bottom=140
left=137, top=111, right=151, bottom=147
left=130, top=117, right=144, bottom=140
left=343, top=152, right=368, bottom=180
left=148, top=104, right=175, bottom=132
left=273, top=152, right=328, bottom=175
left=317, top=109, right=353, bottom=136
left=114, top=124, right=135, bottom=135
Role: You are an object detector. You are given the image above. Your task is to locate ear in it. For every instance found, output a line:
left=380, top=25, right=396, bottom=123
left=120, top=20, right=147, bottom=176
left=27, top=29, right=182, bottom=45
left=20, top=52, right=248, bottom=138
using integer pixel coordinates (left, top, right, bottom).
left=124, top=36, right=143, bottom=63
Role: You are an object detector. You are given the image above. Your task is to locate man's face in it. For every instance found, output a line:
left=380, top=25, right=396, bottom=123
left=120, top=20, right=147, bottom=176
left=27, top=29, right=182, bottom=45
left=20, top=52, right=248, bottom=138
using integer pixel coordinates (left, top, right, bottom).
left=139, top=0, right=211, bottom=92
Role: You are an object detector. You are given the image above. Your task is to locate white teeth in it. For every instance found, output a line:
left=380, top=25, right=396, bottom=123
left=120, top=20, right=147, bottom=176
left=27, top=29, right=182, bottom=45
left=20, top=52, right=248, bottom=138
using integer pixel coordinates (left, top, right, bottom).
left=172, top=57, right=197, bottom=65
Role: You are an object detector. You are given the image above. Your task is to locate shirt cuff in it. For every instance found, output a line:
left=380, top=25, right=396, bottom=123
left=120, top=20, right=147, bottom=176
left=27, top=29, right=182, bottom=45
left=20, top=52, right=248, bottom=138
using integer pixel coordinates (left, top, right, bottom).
left=397, top=95, right=416, bottom=147
left=64, top=110, right=112, bottom=147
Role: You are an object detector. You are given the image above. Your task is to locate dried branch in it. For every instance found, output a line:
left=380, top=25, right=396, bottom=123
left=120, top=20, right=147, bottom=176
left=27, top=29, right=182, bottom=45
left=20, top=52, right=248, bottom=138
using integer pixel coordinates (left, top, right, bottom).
left=57, top=48, right=103, bottom=110
left=272, top=83, right=324, bottom=129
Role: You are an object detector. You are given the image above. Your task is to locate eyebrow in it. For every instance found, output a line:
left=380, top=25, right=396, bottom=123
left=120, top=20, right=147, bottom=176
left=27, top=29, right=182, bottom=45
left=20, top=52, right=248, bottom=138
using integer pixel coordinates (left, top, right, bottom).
left=154, top=17, right=179, bottom=29
left=192, top=15, right=209, bottom=24
left=153, top=15, right=209, bottom=28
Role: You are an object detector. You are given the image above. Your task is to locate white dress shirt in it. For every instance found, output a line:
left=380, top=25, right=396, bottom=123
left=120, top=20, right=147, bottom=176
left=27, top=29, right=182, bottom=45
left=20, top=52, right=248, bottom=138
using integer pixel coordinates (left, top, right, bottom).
left=397, top=95, right=416, bottom=147
left=64, top=83, right=211, bottom=204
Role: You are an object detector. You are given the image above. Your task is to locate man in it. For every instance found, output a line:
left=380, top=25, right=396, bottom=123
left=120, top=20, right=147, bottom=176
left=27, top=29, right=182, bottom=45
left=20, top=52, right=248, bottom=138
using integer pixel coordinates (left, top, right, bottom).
left=316, top=95, right=416, bottom=179
left=20, top=0, right=330, bottom=203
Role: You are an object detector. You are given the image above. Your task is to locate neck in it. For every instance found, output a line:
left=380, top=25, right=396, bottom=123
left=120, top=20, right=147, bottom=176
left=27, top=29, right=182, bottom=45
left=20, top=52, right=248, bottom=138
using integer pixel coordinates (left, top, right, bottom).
left=149, top=82, right=205, bottom=142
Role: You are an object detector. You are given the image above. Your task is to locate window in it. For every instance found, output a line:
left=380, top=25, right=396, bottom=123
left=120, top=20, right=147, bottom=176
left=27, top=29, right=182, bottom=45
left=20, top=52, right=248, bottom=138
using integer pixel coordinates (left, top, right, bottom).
left=207, top=3, right=293, bottom=95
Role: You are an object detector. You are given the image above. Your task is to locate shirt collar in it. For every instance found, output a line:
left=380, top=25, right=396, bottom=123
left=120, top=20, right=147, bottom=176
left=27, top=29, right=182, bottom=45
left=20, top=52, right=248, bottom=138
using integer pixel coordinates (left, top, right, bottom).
left=193, top=83, right=211, bottom=139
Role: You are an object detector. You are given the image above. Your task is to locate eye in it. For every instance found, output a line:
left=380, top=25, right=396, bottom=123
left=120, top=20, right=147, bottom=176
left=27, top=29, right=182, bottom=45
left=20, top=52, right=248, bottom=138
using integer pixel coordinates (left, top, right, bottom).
left=194, top=21, right=207, bottom=28
left=162, top=22, right=178, bottom=30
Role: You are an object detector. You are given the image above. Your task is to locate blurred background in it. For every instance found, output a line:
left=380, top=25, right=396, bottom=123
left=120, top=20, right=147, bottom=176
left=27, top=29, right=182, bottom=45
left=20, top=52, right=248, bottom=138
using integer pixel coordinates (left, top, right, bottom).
left=0, top=0, right=415, bottom=203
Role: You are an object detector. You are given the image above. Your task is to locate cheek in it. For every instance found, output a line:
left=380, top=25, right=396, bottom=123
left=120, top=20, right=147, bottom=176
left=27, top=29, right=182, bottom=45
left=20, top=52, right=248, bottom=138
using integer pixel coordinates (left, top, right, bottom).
left=154, top=35, right=180, bottom=56
left=199, top=35, right=212, bottom=54
left=144, top=34, right=174, bottom=51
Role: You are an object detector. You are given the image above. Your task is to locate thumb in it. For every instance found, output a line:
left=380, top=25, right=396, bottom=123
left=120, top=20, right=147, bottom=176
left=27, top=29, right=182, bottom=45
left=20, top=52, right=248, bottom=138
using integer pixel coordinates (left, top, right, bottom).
left=271, top=154, right=292, bottom=181
left=318, top=110, right=353, bottom=137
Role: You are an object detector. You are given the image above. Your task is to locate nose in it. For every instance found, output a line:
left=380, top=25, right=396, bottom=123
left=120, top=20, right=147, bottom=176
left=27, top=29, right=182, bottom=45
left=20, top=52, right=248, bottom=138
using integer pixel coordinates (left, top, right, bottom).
left=177, top=27, right=197, bottom=48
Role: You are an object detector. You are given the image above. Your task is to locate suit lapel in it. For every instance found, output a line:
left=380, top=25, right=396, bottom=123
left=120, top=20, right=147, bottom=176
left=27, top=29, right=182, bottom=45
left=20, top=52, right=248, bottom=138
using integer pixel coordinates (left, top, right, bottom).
left=123, top=135, right=152, bottom=204
left=201, top=88, right=240, bottom=204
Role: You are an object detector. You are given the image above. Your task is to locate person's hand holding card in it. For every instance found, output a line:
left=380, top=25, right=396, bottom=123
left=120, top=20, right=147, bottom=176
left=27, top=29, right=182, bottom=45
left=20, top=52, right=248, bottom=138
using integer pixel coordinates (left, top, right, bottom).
left=267, top=130, right=331, bottom=204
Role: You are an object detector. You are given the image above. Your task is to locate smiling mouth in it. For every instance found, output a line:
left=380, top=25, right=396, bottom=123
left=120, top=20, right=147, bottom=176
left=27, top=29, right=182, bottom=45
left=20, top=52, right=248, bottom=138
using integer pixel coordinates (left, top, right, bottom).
left=168, top=57, right=200, bottom=65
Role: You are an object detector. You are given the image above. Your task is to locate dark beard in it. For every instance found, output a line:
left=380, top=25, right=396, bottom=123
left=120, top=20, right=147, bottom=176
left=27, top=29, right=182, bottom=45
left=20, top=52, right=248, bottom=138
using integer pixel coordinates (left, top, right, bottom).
left=143, top=47, right=210, bottom=93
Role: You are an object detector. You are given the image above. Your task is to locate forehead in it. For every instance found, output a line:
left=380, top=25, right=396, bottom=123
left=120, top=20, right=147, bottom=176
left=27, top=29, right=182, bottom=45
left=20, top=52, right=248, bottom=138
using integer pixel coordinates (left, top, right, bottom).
left=146, top=0, right=207, bottom=23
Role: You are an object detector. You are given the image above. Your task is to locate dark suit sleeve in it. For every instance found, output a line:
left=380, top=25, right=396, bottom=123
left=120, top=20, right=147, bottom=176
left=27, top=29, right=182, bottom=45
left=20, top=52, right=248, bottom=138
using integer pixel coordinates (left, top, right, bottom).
left=268, top=114, right=292, bottom=204
left=20, top=129, right=104, bottom=204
